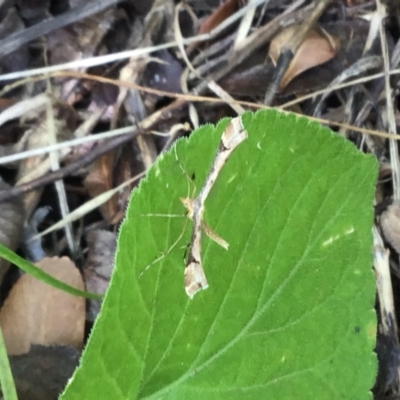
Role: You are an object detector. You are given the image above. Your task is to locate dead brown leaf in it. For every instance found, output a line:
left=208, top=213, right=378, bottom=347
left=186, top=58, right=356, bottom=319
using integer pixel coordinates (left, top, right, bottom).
left=219, top=19, right=371, bottom=99
left=187, top=0, right=240, bottom=54
left=269, top=24, right=340, bottom=90
left=0, top=256, right=85, bottom=355
left=198, top=0, right=240, bottom=35
left=282, top=19, right=375, bottom=97
left=83, top=150, right=117, bottom=223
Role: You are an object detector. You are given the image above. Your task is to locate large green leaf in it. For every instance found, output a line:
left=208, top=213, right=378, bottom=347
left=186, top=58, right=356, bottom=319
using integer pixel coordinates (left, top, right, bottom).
left=62, top=110, right=377, bottom=399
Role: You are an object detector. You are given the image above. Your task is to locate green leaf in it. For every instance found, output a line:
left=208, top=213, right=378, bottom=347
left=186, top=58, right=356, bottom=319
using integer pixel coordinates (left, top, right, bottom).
left=62, top=110, right=377, bottom=399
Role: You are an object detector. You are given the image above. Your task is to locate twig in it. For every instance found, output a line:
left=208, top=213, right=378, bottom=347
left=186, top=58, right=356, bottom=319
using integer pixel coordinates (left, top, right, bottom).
left=0, top=0, right=122, bottom=57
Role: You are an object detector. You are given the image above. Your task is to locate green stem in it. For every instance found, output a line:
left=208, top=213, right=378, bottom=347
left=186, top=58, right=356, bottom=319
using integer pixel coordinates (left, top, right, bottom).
left=0, top=325, right=17, bottom=400
left=0, top=243, right=103, bottom=300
